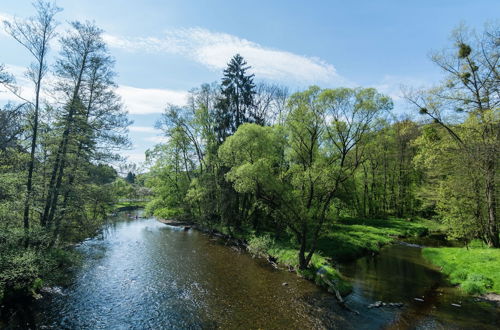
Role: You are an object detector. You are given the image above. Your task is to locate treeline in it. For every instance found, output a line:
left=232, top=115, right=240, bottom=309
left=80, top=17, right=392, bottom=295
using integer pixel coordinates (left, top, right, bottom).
left=145, top=24, right=499, bottom=271
left=0, top=2, right=128, bottom=301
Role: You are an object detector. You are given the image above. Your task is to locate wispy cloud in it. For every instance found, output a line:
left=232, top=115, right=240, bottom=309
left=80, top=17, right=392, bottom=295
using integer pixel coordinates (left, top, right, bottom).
left=121, top=151, right=147, bottom=164
left=372, top=75, right=430, bottom=101
left=129, top=126, right=161, bottom=133
left=144, top=136, right=169, bottom=143
left=117, top=85, right=187, bottom=115
left=104, top=28, right=346, bottom=85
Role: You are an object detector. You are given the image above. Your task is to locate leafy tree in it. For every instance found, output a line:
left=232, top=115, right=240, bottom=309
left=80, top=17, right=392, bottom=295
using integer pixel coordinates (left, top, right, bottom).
left=220, top=86, right=391, bottom=269
left=4, top=1, right=61, bottom=230
left=406, top=23, right=500, bottom=247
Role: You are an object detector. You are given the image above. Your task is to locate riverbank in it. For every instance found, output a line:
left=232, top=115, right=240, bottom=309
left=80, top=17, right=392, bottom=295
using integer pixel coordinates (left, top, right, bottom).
left=157, top=218, right=352, bottom=297
left=157, top=217, right=435, bottom=298
left=422, top=245, right=500, bottom=296
left=1, top=201, right=143, bottom=307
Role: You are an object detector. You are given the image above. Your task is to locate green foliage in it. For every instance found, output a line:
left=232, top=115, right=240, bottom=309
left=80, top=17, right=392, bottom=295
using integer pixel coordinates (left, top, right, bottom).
left=247, top=234, right=275, bottom=257
left=317, top=218, right=428, bottom=261
left=423, top=247, right=500, bottom=294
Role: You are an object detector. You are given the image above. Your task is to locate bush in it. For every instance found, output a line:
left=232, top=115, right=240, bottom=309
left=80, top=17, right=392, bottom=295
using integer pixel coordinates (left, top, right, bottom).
left=461, top=274, right=493, bottom=294
left=247, top=234, right=274, bottom=257
left=0, top=249, right=40, bottom=300
left=153, top=207, right=183, bottom=219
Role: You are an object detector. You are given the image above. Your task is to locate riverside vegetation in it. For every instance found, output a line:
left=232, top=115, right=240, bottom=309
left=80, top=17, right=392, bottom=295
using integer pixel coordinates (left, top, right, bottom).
left=0, top=1, right=499, bottom=309
left=144, top=25, right=500, bottom=298
left=0, top=2, right=144, bottom=305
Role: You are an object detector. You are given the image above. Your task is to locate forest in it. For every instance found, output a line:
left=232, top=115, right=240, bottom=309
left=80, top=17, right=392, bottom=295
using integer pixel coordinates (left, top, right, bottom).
left=0, top=1, right=499, bottom=323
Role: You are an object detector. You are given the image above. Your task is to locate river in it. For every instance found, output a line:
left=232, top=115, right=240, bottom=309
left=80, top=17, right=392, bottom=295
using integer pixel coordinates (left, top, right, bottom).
left=8, top=210, right=499, bottom=329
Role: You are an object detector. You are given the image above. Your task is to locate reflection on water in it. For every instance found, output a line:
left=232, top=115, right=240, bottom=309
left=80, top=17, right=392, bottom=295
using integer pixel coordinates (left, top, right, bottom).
left=14, top=211, right=499, bottom=329
left=341, top=243, right=500, bottom=329
left=32, top=211, right=351, bottom=329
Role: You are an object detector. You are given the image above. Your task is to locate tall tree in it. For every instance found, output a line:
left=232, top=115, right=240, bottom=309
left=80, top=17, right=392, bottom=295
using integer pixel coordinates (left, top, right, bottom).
left=41, top=21, right=114, bottom=228
left=215, top=54, right=256, bottom=142
left=4, top=1, right=61, bottom=230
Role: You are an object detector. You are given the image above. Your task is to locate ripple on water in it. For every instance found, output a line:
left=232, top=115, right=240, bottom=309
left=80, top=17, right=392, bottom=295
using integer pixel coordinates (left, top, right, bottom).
left=24, top=211, right=499, bottom=329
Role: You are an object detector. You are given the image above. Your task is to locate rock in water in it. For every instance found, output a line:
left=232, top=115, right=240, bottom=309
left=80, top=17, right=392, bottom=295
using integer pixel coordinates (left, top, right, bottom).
left=368, top=301, right=383, bottom=308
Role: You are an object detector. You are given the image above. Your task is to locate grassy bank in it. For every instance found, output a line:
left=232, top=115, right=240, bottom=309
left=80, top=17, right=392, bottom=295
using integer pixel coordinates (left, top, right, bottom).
left=246, top=235, right=353, bottom=296
left=317, top=217, right=429, bottom=261
left=423, top=245, right=500, bottom=295
left=196, top=217, right=432, bottom=296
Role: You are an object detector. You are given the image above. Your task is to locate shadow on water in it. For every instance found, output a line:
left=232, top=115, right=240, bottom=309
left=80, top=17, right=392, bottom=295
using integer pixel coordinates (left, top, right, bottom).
left=26, top=211, right=353, bottom=329
left=340, top=242, right=500, bottom=329
left=5, top=211, right=499, bottom=329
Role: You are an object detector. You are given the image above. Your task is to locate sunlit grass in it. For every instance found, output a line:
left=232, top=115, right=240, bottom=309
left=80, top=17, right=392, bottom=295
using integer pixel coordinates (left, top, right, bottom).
left=422, top=246, right=500, bottom=294
left=317, top=217, right=429, bottom=261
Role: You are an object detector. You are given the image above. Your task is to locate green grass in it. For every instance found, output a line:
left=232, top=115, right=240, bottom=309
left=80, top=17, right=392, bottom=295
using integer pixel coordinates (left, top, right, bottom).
left=249, top=236, right=352, bottom=295
left=317, top=217, right=429, bottom=261
left=203, top=217, right=435, bottom=296
left=422, top=246, right=500, bottom=295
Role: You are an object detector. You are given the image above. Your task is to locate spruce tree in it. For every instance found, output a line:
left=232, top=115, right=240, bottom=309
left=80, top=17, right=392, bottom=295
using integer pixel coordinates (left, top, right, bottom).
left=215, top=54, right=256, bottom=143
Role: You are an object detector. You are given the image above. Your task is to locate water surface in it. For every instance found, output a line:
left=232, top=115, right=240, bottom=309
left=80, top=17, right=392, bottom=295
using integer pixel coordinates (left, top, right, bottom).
left=18, top=211, right=499, bottom=329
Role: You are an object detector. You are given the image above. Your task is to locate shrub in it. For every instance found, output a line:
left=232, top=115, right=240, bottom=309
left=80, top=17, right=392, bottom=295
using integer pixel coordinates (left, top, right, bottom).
left=247, top=234, right=274, bottom=257
left=461, top=273, right=493, bottom=294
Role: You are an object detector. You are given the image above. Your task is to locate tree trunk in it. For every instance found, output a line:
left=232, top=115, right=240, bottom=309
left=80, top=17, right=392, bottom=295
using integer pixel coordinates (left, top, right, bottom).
left=485, top=160, right=499, bottom=247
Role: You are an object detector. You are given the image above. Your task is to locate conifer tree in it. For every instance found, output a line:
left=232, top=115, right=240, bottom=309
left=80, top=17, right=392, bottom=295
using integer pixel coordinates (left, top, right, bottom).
left=215, top=54, right=256, bottom=143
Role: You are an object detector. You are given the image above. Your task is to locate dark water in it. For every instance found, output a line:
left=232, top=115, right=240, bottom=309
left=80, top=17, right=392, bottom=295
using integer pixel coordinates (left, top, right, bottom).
left=340, top=243, right=500, bottom=329
left=8, top=211, right=499, bottom=329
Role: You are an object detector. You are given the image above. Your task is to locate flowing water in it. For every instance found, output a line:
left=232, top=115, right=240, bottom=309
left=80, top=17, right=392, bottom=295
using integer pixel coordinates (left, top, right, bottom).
left=6, top=211, right=499, bottom=329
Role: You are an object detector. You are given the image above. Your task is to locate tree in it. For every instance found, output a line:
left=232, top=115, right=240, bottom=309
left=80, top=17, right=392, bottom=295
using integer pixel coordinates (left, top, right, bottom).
left=406, top=23, right=500, bottom=247
left=215, top=54, right=256, bottom=142
left=41, top=20, right=129, bottom=235
left=4, top=1, right=61, bottom=230
left=220, top=87, right=391, bottom=269
left=125, top=171, right=136, bottom=184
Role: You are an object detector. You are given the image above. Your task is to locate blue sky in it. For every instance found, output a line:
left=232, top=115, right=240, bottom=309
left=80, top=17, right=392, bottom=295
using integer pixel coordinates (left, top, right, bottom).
left=1, top=0, right=499, bottom=165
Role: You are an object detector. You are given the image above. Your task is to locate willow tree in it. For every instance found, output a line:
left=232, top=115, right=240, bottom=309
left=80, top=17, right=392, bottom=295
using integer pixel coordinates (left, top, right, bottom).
left=220, top=86, right=392, bottom=269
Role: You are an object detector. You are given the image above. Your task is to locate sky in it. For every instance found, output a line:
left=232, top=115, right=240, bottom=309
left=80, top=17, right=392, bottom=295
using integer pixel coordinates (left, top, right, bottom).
left=1, top=0, right=499, bottom=166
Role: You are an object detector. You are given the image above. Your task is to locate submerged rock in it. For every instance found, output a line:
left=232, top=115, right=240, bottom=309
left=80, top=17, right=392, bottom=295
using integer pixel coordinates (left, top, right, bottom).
left=368, top=301, right=383, bottom=308
left=368, top=301, right=404, bottom=308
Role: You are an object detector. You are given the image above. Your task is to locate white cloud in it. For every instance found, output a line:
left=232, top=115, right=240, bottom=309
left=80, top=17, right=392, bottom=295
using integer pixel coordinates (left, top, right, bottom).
left=371, top=75, right=434, bottom=114
left=0, top=64, right=33, bottom=104
left=117, top=85, right=188, bottom=114
left=129, top=126, right=161, bottom=133
left=0, top=66, right=187, bottom=115
left=104, top=28, right=346, bottom=85
left=372, top=75, right=430, bottom=101
left=144, top=136, right=169, bottom=143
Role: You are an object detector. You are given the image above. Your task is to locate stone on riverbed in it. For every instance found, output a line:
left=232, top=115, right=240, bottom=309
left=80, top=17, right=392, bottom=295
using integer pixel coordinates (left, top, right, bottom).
left=368, top=301, right=404, bottom=308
